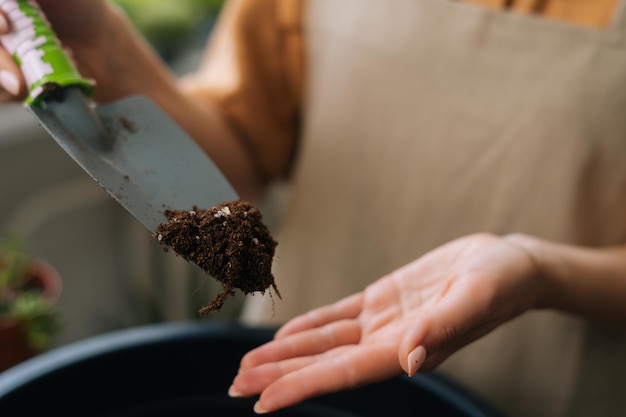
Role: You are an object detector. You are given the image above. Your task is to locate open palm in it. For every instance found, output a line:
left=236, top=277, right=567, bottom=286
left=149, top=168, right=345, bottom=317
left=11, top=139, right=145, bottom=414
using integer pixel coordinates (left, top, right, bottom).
left=230, top=233, right=544, bottom=414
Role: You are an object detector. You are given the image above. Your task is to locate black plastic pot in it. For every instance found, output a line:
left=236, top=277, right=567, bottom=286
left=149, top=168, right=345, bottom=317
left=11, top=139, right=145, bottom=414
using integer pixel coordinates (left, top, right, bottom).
left=0, top=321, right=505, bottom=416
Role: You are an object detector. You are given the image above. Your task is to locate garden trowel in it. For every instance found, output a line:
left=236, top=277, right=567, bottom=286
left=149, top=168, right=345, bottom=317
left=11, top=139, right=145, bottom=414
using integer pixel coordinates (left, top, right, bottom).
left=0, top=0, right=238, bottom=233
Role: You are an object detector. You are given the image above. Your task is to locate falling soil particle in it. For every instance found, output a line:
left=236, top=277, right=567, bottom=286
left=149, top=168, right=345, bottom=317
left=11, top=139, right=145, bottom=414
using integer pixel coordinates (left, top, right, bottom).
left=154, top=200, right=280, bottom=315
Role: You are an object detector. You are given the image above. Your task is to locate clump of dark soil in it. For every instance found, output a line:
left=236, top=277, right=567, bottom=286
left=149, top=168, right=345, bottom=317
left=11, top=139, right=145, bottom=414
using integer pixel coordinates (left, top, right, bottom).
left=154, top=200, right=280, bottom=315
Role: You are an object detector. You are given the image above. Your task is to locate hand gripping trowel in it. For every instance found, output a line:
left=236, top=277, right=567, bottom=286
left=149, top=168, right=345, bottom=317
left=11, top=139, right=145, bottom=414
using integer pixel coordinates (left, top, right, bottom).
left=0, top=0, right=238, bottom=233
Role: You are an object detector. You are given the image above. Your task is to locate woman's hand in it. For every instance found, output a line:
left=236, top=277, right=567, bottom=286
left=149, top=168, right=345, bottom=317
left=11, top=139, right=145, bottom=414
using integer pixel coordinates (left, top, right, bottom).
left=0, top=0, right=112, bottom=101
left=230, top=233, right=549, bottom=414
left=0, top=0, right=265, bottom=200
left=0, top=0, right=155, bottom=103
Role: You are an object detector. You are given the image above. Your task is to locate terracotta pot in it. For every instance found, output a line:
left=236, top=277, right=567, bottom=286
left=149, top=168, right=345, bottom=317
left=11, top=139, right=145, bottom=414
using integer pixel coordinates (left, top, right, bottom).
left=0, top=258, right=62, bottom=372
left=0, top=318, right=39, bottom=372
left=21, top=259, right=62, bottom=303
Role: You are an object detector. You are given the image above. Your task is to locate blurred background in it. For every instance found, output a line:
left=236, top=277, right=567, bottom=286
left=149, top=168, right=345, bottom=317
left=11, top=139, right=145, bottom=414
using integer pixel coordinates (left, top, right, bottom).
left=0, top=0, right=242, bottom=350
left=114, top=0, right=226, bottom=63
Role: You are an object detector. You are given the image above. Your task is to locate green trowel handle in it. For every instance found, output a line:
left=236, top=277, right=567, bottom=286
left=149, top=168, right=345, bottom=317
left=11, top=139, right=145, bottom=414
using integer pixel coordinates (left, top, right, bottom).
left=0, top=0, right=95, bottom=106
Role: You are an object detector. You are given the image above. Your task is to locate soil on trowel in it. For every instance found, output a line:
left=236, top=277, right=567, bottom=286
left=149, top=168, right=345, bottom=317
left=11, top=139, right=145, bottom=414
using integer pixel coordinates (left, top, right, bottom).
left=154, top=200, right=280, bottom=315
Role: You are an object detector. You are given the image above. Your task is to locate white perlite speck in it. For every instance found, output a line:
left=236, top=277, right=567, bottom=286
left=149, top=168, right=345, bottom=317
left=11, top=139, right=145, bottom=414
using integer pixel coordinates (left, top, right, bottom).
left=214, top=206, right=232, bottom=218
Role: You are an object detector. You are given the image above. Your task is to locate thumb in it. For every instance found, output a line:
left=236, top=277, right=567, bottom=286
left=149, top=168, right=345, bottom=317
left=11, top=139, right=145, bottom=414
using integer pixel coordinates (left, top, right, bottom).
left=397, top=316, right=431, bottom=377
left=398, top=295, right=499, bottom=377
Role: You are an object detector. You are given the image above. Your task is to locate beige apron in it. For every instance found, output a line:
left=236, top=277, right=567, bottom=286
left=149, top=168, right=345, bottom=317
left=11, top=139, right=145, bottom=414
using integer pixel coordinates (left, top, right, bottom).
left=242, top=0, right=626, bottom=416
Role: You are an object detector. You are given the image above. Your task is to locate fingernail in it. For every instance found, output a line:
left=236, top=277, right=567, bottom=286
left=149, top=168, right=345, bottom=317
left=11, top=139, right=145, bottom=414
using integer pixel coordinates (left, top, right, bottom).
left=228, top=385, right=243, bottom=397
left=253, top=401, right=269, bottom=414
left=0, top=14, right=8, bottom=33
left=0, top=70, right=20, bottom=96
left=407, top=345, right=427, bottom=377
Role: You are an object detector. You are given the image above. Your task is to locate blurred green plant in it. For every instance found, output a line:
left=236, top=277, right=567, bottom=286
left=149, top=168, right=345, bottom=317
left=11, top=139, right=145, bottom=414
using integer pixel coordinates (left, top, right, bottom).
left=0, top=235, right=62, bottom=351
left=0, top=236, right=29, bottom=290
left=113, top=0, right=225, bottom=57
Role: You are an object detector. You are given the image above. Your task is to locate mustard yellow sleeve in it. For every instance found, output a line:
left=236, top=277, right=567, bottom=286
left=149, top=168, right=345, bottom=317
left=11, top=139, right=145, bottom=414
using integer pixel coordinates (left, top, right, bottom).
left=464, top=0, right=617, bottom=27
left=180, top=0, right=304, bottom=181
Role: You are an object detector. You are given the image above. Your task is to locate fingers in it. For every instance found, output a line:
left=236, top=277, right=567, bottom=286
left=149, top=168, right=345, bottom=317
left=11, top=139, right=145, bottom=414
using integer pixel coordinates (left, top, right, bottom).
left=275, top=293, right=363, bottom=339
left=0, top=68, right=21, bottom=98
left=240, top=319, right=362, bottom=370
left=0, top=10, right=26, bottom=101
left=235, top=343, right=401, bottom=414
left=0, top=10, right=7, bottom=34
left=231, top=354, right=319, bottom=397
left=232, top=293, right=389, bottom=414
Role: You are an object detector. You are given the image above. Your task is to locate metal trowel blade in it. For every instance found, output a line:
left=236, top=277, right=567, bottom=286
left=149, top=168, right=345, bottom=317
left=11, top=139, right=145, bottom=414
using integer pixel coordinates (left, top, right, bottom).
left=28, top=87, right=238, bottom=233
